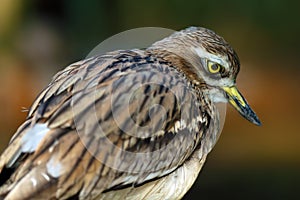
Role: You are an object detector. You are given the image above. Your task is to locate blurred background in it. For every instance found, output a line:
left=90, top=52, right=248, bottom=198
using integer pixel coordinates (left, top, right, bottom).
left=0, top=0, right=299, bottom=199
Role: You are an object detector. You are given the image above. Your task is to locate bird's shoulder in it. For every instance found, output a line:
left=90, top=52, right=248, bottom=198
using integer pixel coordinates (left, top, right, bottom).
left=0, top=49, right=211, bottom=199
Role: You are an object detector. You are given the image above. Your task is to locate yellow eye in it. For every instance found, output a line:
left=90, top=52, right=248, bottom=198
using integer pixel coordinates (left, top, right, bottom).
left=208, top=61, right=221, bottom=74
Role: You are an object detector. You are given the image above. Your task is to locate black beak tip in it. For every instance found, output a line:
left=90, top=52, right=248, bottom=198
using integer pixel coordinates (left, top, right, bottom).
left=253, top=118, right=262, bottom=126
left=248, top=111, right=262, bottom=126
left=241, top=104, right=261, bottom=126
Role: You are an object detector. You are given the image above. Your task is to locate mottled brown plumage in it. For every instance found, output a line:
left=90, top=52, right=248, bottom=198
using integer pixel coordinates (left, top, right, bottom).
left=0, top=27, right=260, bottom=200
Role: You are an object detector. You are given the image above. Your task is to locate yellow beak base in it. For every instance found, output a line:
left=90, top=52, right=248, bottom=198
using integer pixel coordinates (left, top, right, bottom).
left=223, top=86, right=261, bottom=126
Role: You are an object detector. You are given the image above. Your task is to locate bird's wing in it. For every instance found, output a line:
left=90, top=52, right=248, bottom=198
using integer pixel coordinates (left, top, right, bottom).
left=0, top=50, right=209, bottom=199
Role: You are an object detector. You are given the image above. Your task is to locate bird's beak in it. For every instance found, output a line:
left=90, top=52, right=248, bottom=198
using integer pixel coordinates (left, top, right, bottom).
left=223, top=86, right=261, bottom=126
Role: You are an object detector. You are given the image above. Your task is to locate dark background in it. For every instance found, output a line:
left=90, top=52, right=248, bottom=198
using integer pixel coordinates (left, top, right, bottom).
left=0, top=0, right=299, bottom=199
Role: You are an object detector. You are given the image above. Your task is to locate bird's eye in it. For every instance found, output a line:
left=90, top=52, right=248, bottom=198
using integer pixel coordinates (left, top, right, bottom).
left=207, top=61, right=222, bottom=74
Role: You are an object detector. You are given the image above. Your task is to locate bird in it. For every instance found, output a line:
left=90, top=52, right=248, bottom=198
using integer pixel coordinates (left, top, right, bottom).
left=0, top=27, right=261, bottom=200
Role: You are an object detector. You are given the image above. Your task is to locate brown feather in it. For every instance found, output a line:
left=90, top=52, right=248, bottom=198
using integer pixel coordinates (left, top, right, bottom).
left=0, top=27, right=241, bottom=199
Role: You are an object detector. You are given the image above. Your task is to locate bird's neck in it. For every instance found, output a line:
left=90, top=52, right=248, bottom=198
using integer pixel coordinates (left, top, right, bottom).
left=147, top=46, right=204, bottom=87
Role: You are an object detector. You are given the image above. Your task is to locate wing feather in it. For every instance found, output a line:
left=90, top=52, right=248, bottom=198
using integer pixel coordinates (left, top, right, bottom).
left=0, top=50, right=209, bottom=199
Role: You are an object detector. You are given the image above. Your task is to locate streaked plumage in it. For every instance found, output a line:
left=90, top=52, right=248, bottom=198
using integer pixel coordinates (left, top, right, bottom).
left=0, top=27, right=260, bottom=200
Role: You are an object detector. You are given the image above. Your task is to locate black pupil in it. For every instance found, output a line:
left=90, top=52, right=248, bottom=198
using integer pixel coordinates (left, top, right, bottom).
left=211, top=64, right=219, bottom=71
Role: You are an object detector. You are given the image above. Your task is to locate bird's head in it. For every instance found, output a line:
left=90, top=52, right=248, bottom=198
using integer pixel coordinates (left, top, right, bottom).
left=149, top=27, right=261, bottom=126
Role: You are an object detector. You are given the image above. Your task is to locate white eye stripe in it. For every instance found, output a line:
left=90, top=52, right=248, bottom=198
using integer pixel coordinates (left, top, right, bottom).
left=193, top=47, right=229, bottom=69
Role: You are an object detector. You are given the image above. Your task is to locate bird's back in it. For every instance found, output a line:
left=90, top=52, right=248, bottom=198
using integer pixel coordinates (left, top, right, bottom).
left=0, top=49, right=213, bottom=200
